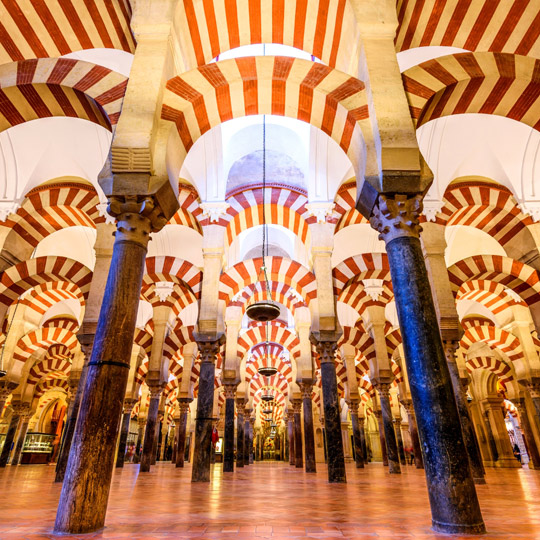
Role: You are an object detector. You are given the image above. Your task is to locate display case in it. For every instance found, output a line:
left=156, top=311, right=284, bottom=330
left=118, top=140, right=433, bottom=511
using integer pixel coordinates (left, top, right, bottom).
left=21, top=432, right=54, bottom=464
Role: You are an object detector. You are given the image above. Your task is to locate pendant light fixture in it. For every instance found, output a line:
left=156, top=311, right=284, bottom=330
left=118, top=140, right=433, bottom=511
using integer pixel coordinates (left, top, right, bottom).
left=257, top=322, right=278, bottom=377
left=245, top=116, right=280, bottom=323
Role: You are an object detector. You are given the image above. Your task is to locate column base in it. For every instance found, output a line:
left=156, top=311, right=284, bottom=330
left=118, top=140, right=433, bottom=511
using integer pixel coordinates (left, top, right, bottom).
left=494, top=458, right=521, bottom=469
left=432, top=520, right=486, bottom=535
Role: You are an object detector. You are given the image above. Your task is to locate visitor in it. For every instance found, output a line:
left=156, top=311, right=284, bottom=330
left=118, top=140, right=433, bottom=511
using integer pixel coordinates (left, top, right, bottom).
left=513, top=444, right=521, bottom=463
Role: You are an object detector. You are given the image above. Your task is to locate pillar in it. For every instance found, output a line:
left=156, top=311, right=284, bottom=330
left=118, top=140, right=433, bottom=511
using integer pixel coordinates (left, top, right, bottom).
left=244, top=413, right=251, bottom=466
left=287, top=410, right=295, bottom=465
left=223, top=383, right=236, bottom=472
left=402, top=400, right=423, bottom=469
left=527, top=383, right=540, bottom=426
left=159, top=419, right=168, bottom=461
left=0, top=402, right=25, bottom=467
left=0, top=383, right=16, bottom=418
left=516, top=398, right=540, bottom=469
left=191, top=338, right=221, bottom=482
left=116, top=400, right=135, bottom=468
left=54, top=195, right=170, bottom=534
left=300, top=382, right=316, bottom=472
left=140, top=383, right=163, bottom=472
left=10, top=407, right=31, bottom=466
left=394, top=418, right=406, bottom=464
left=312, top=339, right=346, bottom=482
left=293, top=399, right=303, bottom=469
left=135, top=416, right=146, bottom=463
left=369, top=194, right=484, bottom=534
left=376, top=384, right=401, bottom=474
left=176, top=399, right=191, bottom=468
left=374, top=410, right=388, bottom=465
left=348, top=401, right=364, bottom=468
left=236, top=399, right=245, bottom=468
left=445, top=342, right=486, bottom=483
left=249, top=416, right=255, bottom=464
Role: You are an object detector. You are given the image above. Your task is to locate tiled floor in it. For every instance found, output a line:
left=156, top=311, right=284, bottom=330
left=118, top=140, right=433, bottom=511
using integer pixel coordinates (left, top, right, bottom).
left=0, top=461, right=539, bottom=540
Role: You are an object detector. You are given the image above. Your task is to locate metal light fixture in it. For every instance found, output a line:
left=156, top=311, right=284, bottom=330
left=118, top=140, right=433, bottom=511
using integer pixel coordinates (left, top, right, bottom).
left=263, top=408, right=273, bottom=414
left=246, top=116, right=280, bottom=323
left=261, top=393, right=274, bottom=402
left=257, top=323, right=278, bottom=377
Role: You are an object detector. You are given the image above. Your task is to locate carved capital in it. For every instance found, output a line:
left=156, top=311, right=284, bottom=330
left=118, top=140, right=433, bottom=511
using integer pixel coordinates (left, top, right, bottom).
left=11, top=401, right=31, bottom=417
left=369, top=194, right=423, bottom=243
left=442, top=339, right=460, bottom=364
left=0, top=381, right=17, bottom=401
left=299, top=381, right=313, bottom=400
left=178, top=398, right=192, bottom=415
left=292, top=399, right=302, bottom=414
left=147, top=381, right=165, bottom=398
left=527, top=383, right=540, bottom=400
left=236, top=398, right=245, bottom=415
left=77, top=333, right=95, bottom=361
left=195, top=335, right=224, bottom=364
left=312, top=339, right=337, bottom=364
left=223, top=383, right=237, bottom=400
left=393, top=417, right=402, bottom=427
left=373, top=409, right=382, bottom=420
left=375, top=382, right=392, bottom=400
left=286, top=410, right=294, bottom=422
left=123, top=399, right=137, bottom=414
left=347, top=400, right=359, bottom=415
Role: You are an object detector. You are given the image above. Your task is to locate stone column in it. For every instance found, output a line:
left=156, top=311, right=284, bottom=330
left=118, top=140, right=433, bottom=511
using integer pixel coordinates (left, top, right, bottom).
left=516, top=399, right=540, bottom=469
left=312, top=339, right=346, bottom=482
left=244, top=412, right=251, bottom=466
left=369, top=194, right=484, bottom=534
left=0, top=402, right=24, bottom=467
left=54, top=194, right=170, bottom=534
left=116, top=400, right=135, bottom=468
left=527, top=383, right=540, bottom=426
left=176, top=399, right=191, bottom=468
left=171, top=415, right=178, bottom=463
left=300, top=382, right=316, bottom=472
left=135, top=416, right=146, bottom=463
left=159, top=420, right=169, bottom=461
left=348, top=401, right=364, bottom=468
left=192, top=338, right=221, bottom=482
left=249, top=416, right=255, bottom=464
left=55, top=357, right=89, bottom=482
left=374, top=410, right=388, bottom=465
left=402, top=400, right=423, bottom=469
left=223, top=383, right=236, bottom=472
left=0, top=382, right=17, bottom=421
left=286, top=410, right=295, bottom=465
left=394, top=418, right=406, bottom=464
left=292, top=399, right=303, bottom=468
left=236, top=399, right=245, bottom=468
left=10, top=405, right=31, bottom=466
left=358, top=416, right=368, bottom=464
left=140, top=382, right=163, bottom=472
left=444, top=342, right=486, bottom=484
left=375, top=384, right=401, bottom=474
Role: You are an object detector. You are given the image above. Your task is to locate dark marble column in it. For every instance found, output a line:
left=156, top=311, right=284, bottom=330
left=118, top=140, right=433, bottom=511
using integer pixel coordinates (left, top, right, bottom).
left=249, top=416, right=255, bottom=464
left=445, top=343, right=486, bottom=484
left=526, top=383, right=540, bottom=426
left=55, top=358, right=90, bottom=482
left=376, top=384, right=401, bottom=474
left=176, top=399, right=191, bottom=468
left=287, top=410, right=295, bottom=465
left=171, top=416, right=179, bottom=464
left=394, top=418, right=406, bottom=464
left=358, top=417, right=367, bottom=462
left=191, top=338, right=221, bottom=483
left=223, top=383, right=236, bottom=472
left=244, top=414, right=251, bottom=466
left=236, top=400, right=245, bottom=468
left=0, top=403, right=23, bottom=467
left=300, top=382, right=316, bottom=472
left=140, top=384, right=163, bottom=472
left=54, top=196, right=170, bottom=534
left=10, top=408, right=31, bottom=466
left=516, top=399, right=540, bottom=469
left=348, top=401, right=364, bottom=468
left=369, top=194, right=484, bottom=534
left=402, top=400, right=423, bottom=469
left=374, top=410, right=388, bottom=465
left=312, top=339, right=346, bottom=483
left=135, top=416, right=145, bottom=463
left=293, top=399, right=303, bottom=468
left=116, top=400, right=135, bottom=468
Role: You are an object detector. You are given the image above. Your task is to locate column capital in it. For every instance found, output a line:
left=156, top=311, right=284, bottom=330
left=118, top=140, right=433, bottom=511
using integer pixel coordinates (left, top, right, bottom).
left=347, top=400, right=360, bottom=415
left=236, top=398, right=245, bottom=415
left=77, top=333, right=95, bottom=360
left=194, top=334, right=225, bottom=363
left=147, top=381, right=166, bottom=398
left=310, top=336, right=338, bottom=363
left=286, top=410, right=294, bottom=422
left=178, top=398, right=192, bottom=415
left=223, top=382, right=237, bottom=400
left=299, top=381, right=314, bottom=400
left=11, top=401, right=31, bottom=417
left=374, top=381, right=392, bottom=399
left=394, top=417, right=402, bottom=427
left=123, top=399, right=137, bottom=414
left=369, top=193, right=423, bottom=243
left=292, top=399, right=302, bottom=414
left=0, top=381, right=17, bottom=401
left=442, top=339, right=460, bottom=363
left=527, top=382, right=540, bottom=399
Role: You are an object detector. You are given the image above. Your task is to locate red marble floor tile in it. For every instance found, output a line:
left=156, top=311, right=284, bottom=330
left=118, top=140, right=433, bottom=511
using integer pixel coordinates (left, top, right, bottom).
left=1, top=463, right=540, bottom=539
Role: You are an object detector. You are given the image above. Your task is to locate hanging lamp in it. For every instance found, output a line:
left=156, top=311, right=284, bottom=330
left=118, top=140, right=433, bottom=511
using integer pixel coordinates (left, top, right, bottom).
left=261, top=392, right=274, bottom=402
left=257, top=322, right=278, bottom=377
left=246, top=116, right=280, bottom=323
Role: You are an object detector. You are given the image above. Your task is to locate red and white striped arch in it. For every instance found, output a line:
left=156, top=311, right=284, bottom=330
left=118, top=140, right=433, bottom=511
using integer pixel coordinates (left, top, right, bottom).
left=457, top=280, right=526, bottom=316
left=41, top=316, right=79, bottom=333
left=220, top=256, right=316, bottom=306
left=34, top=378, right=69, bottom=399
left=386, top=328, right=402, bottom=359
left=162, top=56, right=371, bottom=175
left=19, top=282, right=85, bottom=318
left=141, top=283, right=198, bottom=318
left=0, top=58, right=128, bottom=132
left=26, top=356, right=71, bottom=386
left=333, top=253, right=390, bottom=295
left=245, top=354, right=293, bottom=383
left=227, top=281, right=307, bottom=314
left=432, top=181, right=533, bottom=246
left=238, top=324, right=300, bottom=359
left=0, top=256, right=92, bottom=317
left=0, top=0, right=134, bottom=64
left=402, top=52, right=540, bottom=131
left=133, top=327, right=153, bottom=358
left=249, top=372, right=290, bottom=400
left=448, top=255, right=540, bottom=306
left=333, top=181, right=367, bottom=232
left=466, top=355, right=514, bottom=387
left=395, top=0, right=540, bottom=56
left=163, top=324, right=196, bottom=361
left=338, top=281, right=393, bottom=316
left=460, top=323, right=525, bottom=364
left=143, top=256, right=202, bottom=297
left=168, top=185, right=204, bottom=233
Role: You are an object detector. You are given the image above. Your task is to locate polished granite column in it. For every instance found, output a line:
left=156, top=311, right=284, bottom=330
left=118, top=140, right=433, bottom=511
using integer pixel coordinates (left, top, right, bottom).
left=244, top=413, right=251, bottom=466
left=287, top=410, right=295, bottom=465
left=191, top=338, right=221, bottom=482
left=300, top=382, right=316, bottom=472
left=140, top=383, right=163, bottom=472
left=516, top=399, right=540, bottom=468
left=55, top=195, right=169, bottom=534
left=135, top=416, right=146, bottom=463
left=376, top=384, right=401, bottom=474
left=369, top=193, right=484, bottom=534
left=236, top=399, right=245, bottom=468
left=402, top=400, right=423, bottom=469
left=313, top=340, right=346, bottom=483
left=116, top=400, right=135, bottom=468
left=526, top=383, right=540, bottom=425
left=249, top=416, right=255, bottom=464
left=348, top=401, right=364, bottom=468
left=445, top=341, right=486, bottom=484
left=0, top=403, right=23, bottom=467
left=223, top=383, right=236, bottom=472
left=394, top=418, right=406, bottom=464
left=10, top=406, right=31, bottom=466
left=293, top=399, right=303, bottom=468
left=176, top=399, right=191, bottom=468
left=374, top=410, right=388, bottom=466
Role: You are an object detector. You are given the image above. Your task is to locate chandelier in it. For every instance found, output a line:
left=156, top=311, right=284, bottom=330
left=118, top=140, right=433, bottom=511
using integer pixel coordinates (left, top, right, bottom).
left=257, top=322, right=278, bottom=377
left=245, top=116, right=280, bottom=323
